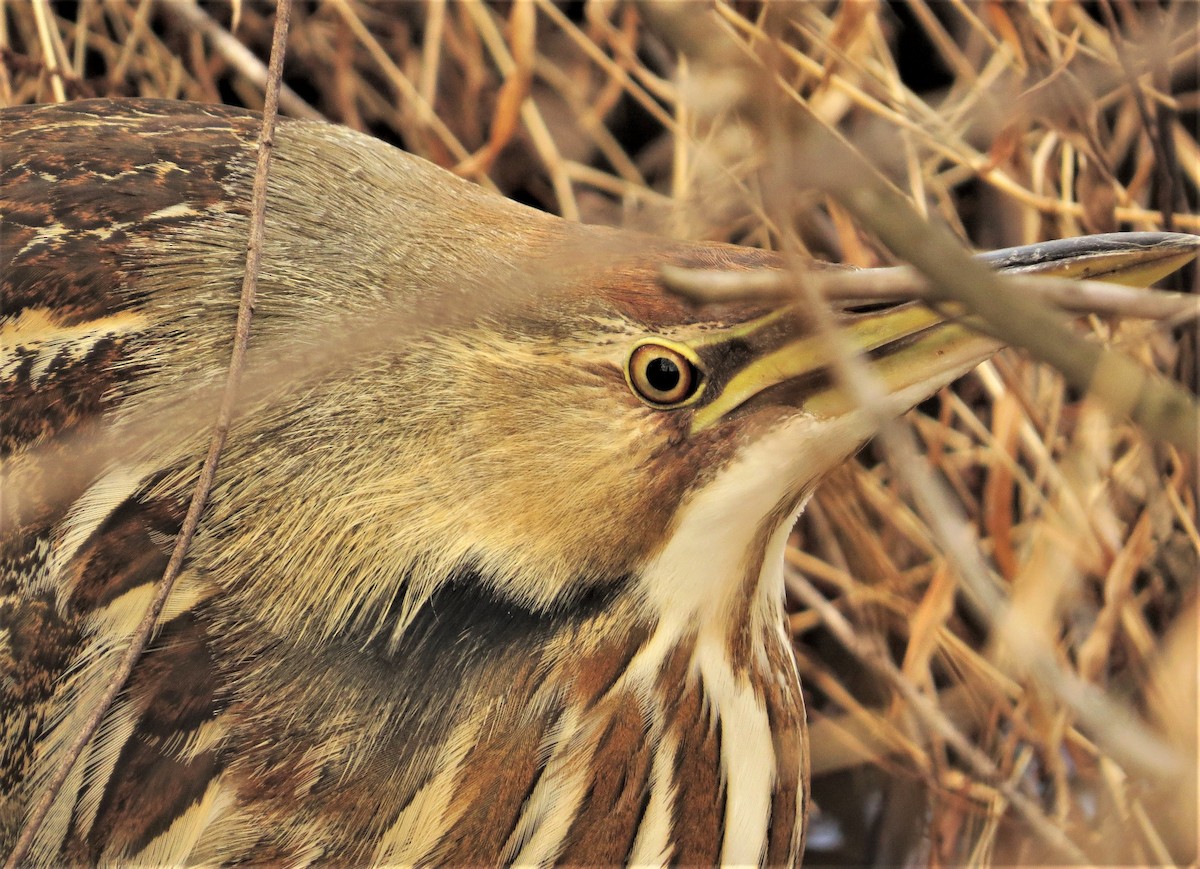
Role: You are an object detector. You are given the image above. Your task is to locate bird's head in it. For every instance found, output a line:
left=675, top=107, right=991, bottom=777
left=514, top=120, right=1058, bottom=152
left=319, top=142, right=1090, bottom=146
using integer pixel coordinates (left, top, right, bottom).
left=345, top=246, right=974, bottom=636
left=317, top=228, right=1192, bottom=651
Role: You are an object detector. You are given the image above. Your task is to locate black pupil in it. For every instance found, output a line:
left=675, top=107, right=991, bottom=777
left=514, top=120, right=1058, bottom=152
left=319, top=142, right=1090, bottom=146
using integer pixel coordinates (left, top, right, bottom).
left=646, top=356, right=682, bottom=393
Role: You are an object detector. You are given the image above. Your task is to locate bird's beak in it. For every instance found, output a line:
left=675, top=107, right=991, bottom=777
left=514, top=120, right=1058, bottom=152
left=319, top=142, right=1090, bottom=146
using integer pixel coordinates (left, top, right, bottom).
left=690, top=232, right=1199, bottom=432
left=973, top=232, right=1200, bottom=286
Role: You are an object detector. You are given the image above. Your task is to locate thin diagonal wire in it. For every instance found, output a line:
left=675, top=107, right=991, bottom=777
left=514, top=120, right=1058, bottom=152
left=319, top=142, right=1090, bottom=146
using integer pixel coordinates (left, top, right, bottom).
left=2, top=2, right=292, bottom=864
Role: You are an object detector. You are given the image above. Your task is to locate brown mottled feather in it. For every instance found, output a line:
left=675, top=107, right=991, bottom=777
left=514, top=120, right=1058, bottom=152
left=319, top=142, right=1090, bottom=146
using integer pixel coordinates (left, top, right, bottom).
left=73, top=611, right=225, bottom=863
left=765, top=630, right=809, bottom=867
left=434, top=700, right=550, bottom=864
left=669, top=678, right=727, bottom=865
left=559, top=693, right=654, bottom=864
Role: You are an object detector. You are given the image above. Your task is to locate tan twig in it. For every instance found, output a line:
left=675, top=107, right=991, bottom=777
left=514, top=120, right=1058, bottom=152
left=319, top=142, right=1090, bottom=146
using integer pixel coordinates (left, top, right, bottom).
left=535, top=0, right=678, bottom=132
left=661, top=261, right=1200, bottom=321
left=788, top=568, right=1092, bottom=863
left=461, top=0, right=579, bottom=219
left=717, top=3, right=1200, bottom=232
left=326, top=0, right=494, bottom=190
left=30, top=0, right=67, bottom=102
left=106, top=0, right=152, bottom=89
left=707, top=8, right=1200, bottom=449
left=158, top=0, right=319, bottom=121
left=837, top=184, right=1199, bottom=453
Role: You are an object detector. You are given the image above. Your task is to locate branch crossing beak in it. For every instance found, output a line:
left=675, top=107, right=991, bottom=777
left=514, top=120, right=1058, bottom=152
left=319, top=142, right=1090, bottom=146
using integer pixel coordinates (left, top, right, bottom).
left=690, top=232, right=1199, bottom=432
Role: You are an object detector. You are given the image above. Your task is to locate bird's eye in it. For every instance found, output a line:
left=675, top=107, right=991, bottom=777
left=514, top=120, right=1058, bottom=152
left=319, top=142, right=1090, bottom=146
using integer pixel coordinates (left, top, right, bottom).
left=626, top=341, right=703, bottom=407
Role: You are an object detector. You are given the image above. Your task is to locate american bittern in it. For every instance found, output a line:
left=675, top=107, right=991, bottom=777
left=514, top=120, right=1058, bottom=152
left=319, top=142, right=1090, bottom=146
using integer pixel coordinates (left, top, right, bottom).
left=1, top=99, right=1196, bottom=866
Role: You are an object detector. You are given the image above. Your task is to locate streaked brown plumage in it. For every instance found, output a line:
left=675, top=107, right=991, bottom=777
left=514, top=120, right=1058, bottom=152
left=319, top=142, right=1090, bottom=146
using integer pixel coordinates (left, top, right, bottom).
left=1, top=99, right=1195, bottom=866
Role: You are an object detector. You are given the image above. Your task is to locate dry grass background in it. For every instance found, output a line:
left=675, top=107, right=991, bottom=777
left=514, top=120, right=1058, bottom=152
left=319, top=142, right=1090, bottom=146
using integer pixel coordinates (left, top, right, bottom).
left=2, top=0, right=1198, bottom=865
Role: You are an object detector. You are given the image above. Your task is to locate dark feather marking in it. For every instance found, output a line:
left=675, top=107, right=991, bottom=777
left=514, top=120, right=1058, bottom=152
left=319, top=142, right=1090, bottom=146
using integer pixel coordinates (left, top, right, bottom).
left=654, top=632, right=694, bottom=711
left=354, top=564, right=627, bottom=709
left=0, top=593, right=82, bottom=840
left=715, top=712, right=727, bottom=858
left=668, top=678, right=724, bottom=866
left=2, top=101, right=254, bottom=322
left=1, top=485, right=187, bottom=852
left=1, top=99, right=256, bottom=461
left=570, top=620, right=650, bottom=710
left=0, top=336, right=127, bottom=459
left=502, top=621, right=650, bottom=861
left=492, top=702, right=563, bottom=860
left=429, top=677, right=551, bottom=865
left=226, top=568, right=632, bottom=864
left=623, top=770, right=656, bottom=866
left=559, top=691, right=652, bottom=864
left=73, top=610, right=225, bottom=862
left=393, top=571, right=625, bottom=863
left=1, top=100, right=259, bottom=475
left=64, top=496, right=180, bottom=612
left=764, top=630, right=808, bottom=865
left=727, top=569, right=764, bottom=680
